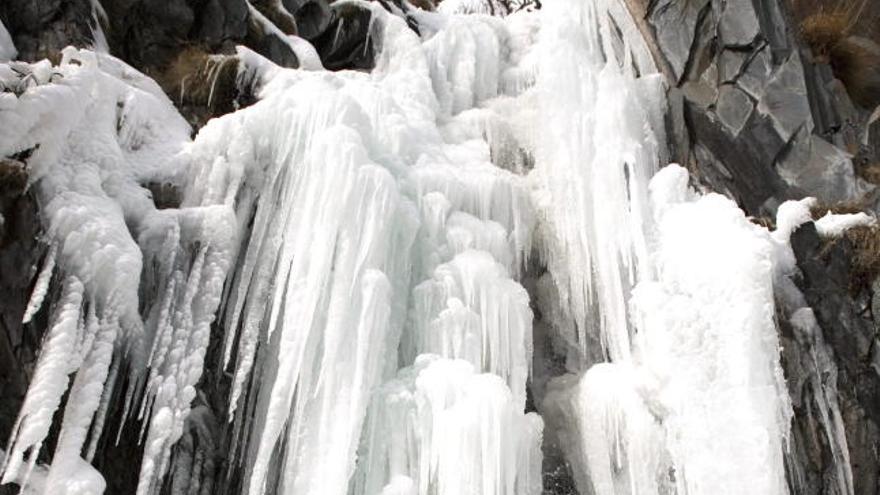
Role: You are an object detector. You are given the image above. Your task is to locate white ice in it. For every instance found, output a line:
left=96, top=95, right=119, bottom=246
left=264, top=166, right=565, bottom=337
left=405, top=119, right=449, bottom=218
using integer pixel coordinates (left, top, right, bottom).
left=0, top=21, right=15, bottom=62
left=543, top=165, right=793, bottom=495
left=352, top=355, right=543, bottom=495
left=814, top=211, right=875, bottom=237
left=0, top=1, right=812, bottom=495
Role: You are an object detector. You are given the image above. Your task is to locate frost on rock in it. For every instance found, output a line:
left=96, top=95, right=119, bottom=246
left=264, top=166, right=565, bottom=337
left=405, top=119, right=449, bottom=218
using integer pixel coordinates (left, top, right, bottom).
left=814, top=211, right=876, bottom=237
left=352, top=356, right=543, bottom=495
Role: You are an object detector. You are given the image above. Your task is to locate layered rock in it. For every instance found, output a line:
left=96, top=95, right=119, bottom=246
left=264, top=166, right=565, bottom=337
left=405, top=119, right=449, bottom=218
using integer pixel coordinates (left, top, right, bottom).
left=623, top=0, right=880, bottom=493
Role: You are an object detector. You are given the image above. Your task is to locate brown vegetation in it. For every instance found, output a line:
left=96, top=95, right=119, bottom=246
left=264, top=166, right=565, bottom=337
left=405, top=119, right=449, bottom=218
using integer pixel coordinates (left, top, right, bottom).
left=828, top=224, right=880, bottom=294
left=792, top=0, right=880, bottom=110
left=809, top=196, right=880, bottom=295
left=409, top=0, right=436, bottom=11
left=860, top=162, right=880, bottom=184
left=809, top=198, right=868, bottom=219
left=152, top=47, right=248, bottom=130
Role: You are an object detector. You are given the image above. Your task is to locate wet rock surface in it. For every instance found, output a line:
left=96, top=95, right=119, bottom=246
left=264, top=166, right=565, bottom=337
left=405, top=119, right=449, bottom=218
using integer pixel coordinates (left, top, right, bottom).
left=310, top=2, right=378, bottom=71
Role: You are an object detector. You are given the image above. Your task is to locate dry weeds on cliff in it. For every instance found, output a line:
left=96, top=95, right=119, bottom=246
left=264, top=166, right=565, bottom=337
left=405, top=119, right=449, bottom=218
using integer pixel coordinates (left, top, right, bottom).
left=790, top=0, right=880, bottom=109
left=838, top=225, right=880, bottom=294
left=810, top=200, right=880, bottom=294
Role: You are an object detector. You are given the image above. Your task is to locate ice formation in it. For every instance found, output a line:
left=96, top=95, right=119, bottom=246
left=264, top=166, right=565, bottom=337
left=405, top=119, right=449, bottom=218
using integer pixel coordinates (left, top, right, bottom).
left=529, top=0, right=665, bottom=364
left=0, top=0, right=810, bottom=494
left=543, top=165, right=793, bottom=495
left=352, top=356, right=542, bottom=495
left=0, top=21, right=15, bottom=63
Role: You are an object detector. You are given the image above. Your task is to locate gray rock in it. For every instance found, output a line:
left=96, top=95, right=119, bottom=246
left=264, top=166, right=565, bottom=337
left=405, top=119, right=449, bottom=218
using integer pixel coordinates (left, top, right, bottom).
left=715, top=84, right=753, bottom=136
left=719, top=0, right=760, bottom=47
left=194, top=0, right=250, bottom=47
left=684, top=96, right=789, bottom=213
left=750, top=0, right=791, bottom=62
left=681, top=78, right=717, bottom=110
left=790, top=223, right=880, bottom=495
left=245, top=15, right=300, bottom=68
left=0, top=0, right=95, bottom=62
left=777, top=132, right=861, bottom=204
left=647, top=0, right=711, bottom=81
left=0, top=161, right=48, bottom=453
left=0, top=0, right=61, bottom=31
left=311, top=2, right=377, bottom=71
left=286, top=0, right=332, bottom=40
left=718, top=48, right=748, bottom=83
left=737, top=45, right=772, bottom=99
left=757, top=51, right=812, bottom=142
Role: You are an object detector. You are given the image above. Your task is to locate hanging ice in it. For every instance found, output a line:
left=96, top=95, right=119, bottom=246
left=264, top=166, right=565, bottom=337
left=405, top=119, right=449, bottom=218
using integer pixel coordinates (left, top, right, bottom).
left=351, top=355, right=543, bottom=495
left=182, top=5, right=545, bottom=495
left=530, top=0, right=665, bottom=364
left=543, top=165, right=793, bottom=495
left=0, top=0, right=808, bottom=494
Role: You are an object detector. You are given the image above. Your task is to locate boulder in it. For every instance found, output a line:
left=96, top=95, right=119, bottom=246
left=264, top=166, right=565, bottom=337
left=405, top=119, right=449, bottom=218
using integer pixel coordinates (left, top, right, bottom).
left=311, top=2, right=377, bottom=71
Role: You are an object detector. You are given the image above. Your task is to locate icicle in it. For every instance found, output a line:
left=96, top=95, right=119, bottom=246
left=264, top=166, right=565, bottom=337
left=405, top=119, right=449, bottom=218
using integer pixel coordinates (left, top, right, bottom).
left=44, top=313, right=118, bottom=494
left=543, top=364, right=667, bottom=494
left=22, top=244, right=57, bottom=325
left=352, top=356, right=543, bottom=495
left=530, top=0, right=664, bottom=364
left=403, top=250, right=532, bottom=407
left=0, top=19, right=16, bottom=62
left=2, top=277, right=84, bottom=488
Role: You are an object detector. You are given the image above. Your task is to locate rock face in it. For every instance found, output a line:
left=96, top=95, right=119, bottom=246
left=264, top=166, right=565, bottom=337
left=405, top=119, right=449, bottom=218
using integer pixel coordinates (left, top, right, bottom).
left=788, top=224, right=880, bottom=495
left=634, top=0, right=878, bottom=215
left=310, top=2, right=379, bottom=71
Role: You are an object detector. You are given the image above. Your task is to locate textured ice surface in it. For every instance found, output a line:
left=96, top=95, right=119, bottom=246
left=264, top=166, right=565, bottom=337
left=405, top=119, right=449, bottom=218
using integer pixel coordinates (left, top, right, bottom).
left=0, top=1, right=808, bottom=494
left=543, top=165, right=793, bottom=495
left=352, top=356, right=543, bottom=495
left=0, top=21, right=15, bottom=62
left=529, top=0, right=665, bottom=364
left=185, top=4, right=544, bottom=495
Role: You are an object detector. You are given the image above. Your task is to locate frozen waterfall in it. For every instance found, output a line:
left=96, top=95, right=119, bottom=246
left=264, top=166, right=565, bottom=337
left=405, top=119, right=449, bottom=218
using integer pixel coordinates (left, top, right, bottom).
left=0, top=0, right=799, bottom=494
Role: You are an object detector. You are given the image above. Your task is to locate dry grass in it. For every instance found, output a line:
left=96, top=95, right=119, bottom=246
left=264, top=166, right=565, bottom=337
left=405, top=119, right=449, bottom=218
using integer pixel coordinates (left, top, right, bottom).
left=790, top=0, right=880, bottom=109
left=809, top=195, right=880, bottom=294
left=153, top=47, right=243, bottom=128
left=791, top=0, right=876, bottom=43
left=834, top=224, right=880, bottom=294
left=749, top=216, right=776, bottom=230
left=0, top=158, right=27, bottom=196
left=809, top=198, right=868, bottom=219
left=800, top=10, right=852, bottom=56
left=409, top=0, right=436, bottom=11
left=860, top=162, right=880, bottom=184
